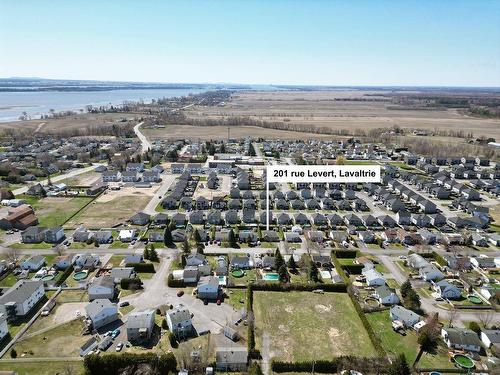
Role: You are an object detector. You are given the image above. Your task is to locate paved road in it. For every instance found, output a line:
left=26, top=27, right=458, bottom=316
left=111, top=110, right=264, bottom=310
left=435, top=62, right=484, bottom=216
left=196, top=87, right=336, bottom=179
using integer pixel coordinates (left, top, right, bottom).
left=133, top=122, right=150, bottom=154
left=12, top=164, right=103, bottom=195
left=123, top=251, right=237, bottom=334
left=142, top=175, right=176, bottom=215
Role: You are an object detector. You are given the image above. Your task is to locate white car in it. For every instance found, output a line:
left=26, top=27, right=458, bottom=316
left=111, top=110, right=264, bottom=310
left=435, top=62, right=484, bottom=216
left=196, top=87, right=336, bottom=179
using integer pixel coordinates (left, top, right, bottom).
left=75, top=310, right=81, bottom=317
left=116, top=342, right=124, bottom=352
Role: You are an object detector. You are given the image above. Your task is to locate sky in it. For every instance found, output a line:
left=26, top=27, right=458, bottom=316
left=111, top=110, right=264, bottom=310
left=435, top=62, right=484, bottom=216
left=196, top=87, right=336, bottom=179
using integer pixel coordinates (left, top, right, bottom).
left=1, top=0, right=499, bottom=87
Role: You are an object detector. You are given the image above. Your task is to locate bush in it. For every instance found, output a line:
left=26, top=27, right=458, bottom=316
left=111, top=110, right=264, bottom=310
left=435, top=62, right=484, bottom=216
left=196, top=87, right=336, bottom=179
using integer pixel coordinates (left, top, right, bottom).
left=162, top=318, right=168, bottom=330
left=168, top=332, right=178, bottom=348
left=167, top=274, right=185, bottom=288
left=126, top=262, right=155, bottom=273
left=55, top=265, right=74, bottom=286
left=10, top=349, right=17, bottom=358
left=84, top=353, right=176, bottom=375
left=120, top=278, right=143, bottom=290
left=248, top=282, right=347, bottom=293
left=468, top=321, right=481, bottom=334
left=331, top=249, right=358, bottom=259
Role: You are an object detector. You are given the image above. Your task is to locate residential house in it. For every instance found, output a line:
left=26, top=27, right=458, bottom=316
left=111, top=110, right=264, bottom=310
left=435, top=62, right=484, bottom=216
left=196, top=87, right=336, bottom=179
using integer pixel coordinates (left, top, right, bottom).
left=126, top=309, right=156, bottom=343
left=197, top=276, right=220, bottom=300
left=216, top=347, right=248, bottom=372
left=85, top=299, right=119, bottom=330
left=390, top=305, right=420, bottom=328
left=88, top=276, right=116, bottom=301
left=129, top=212, right=150, bottom=226
left=481, top=330, right=500, bottom=349
left=21, top=255, right=45, bottom=271
left=0, top=280, right=45, bottom=319
left=375, top=285, right=400, bottom=305
left=433, top=280, right=461, bottom=300
left=44, top=227, right=65, bottom=243
left=21, top=226, right=46, bottom=243
left=441, top=328, right=482, bottom=353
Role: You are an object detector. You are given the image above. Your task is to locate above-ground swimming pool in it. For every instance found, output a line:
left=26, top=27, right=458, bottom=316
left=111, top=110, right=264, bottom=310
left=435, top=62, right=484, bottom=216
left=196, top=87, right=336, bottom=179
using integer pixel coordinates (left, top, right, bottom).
left=467, top=295, right=482, bottom=304
left=262, top=273, right=279, bottom=281
left=453, top=354, right=475, bottom=369
left=73, top=271, right=88, bottom=281
left=41, top=274, right=55, bottom=282
left=231, top=269, right=244, bottom=278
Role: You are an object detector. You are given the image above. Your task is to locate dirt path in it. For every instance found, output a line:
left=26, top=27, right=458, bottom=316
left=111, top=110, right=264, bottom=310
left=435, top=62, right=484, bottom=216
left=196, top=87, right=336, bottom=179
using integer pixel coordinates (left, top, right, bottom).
left=261, top=332, right=271, bottom=375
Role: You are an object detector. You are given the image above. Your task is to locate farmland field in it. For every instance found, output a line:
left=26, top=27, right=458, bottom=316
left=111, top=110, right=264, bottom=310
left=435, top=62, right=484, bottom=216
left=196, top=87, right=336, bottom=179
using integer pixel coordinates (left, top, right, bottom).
left=253, top=291, right=377, bottom=361
left=144, top=90, right=500, bottom=141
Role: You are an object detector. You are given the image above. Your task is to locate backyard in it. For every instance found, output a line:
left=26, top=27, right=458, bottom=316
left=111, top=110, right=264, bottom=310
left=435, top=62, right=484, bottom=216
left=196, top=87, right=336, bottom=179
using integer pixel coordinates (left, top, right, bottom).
left=366, top=310, right=455, bottom=369
left=26, top=196, right=93, bottom=227
left=253, top=291, right=377, bottom=361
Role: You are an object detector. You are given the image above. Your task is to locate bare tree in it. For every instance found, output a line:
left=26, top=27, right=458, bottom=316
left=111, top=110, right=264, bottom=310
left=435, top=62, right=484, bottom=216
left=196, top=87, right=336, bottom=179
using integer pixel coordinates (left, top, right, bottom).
left=5, top=248, right=20, bottom=264
left=447, top=306, right=458, bottom=327
left=476, top=311, right=494, bottom=329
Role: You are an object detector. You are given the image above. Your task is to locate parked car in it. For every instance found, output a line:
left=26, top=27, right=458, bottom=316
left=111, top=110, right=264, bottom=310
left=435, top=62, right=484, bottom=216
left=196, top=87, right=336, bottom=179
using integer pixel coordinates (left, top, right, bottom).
left=177, top=290, right=184, bottom=297
left=119, top=301, right=130, bottom=307
left=111, top=329, right=120, bottom=338
left=116, top=342, right=123, bottom=352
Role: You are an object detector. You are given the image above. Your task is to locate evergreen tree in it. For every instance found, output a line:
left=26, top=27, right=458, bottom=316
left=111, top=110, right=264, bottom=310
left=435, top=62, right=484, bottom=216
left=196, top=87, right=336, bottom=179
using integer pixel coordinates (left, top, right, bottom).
left=308, top=261, right=319, bottom=282
left=287, top=255, right=297, bottom=273
left=182, top=239, right=191, bottom=254
left=275, top=248, right=285, bottom=271
left=163, top=227, right=173, bottom=247
left=278, top=264, right=289, bottom=283
left=228, top=228, right=237, bottom=248
left=193, top=229, right=201, bottom=244
left=387, top=353, right=411, bottom=375
left=143, top=247, right=150, bottom=260
left=196, top=243, right=204, bottom=254
left=400, top=279, right=412, bottom=299
left=149, top=247, right=159, bottom=262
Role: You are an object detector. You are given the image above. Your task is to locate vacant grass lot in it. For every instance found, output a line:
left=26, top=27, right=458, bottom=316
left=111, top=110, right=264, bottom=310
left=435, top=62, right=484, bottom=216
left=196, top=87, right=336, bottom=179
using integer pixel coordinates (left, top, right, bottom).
left=12, top=319, right=87, bottom=358
left=253, top=291, right=377, bottom=361
left=366, top=311, right=454, bottom=369
left=0, top=361, right=83, bottom=375
left=66, top=195, right=149, bottom=228
left=26, top=196, right=94, bottom=228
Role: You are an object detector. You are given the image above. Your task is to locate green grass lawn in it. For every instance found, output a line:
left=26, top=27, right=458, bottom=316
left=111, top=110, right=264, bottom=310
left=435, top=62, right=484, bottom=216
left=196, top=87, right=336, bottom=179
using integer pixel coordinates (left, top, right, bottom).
left=0, top=361, right=83, bottom=375
left=28, top=196, right=93, bottom=227
left=11, top=319, right=88, bottom=358
left=110, top=241, right=130, bottom=249
left=0, top=272, right=18, bottom=287
left=366, top=311, right=453, bottom=369
left=119, top=304, right=135, bottom=316
left=228, top=269, right=257, bottom=286
left=225, top=289, right=246, bottom=309
left=10, top=242, right=54, bottom=250
left=253, top=291, right=377, bottom=361
left=106, top=255, right=126, bottom=267
left=56, top=290, right=87, bottom=303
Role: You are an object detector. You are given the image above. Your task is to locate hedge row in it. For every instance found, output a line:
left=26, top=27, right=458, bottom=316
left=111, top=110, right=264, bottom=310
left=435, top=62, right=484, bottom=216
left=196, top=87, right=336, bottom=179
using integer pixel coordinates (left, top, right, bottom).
left=120, top=278, right=143, bottom=290
left=167, top=274, right=185, bottom=288
left=126, top=262, right=156, bottom=273
left=55, top=265, right=74, bottom=286
left=84, top=352, right=176, bottom=375
left=432, top=251, right=447, bottom=268
left=331, top=249, right=358, bottom=259
left=249, top=282, right=347, bottom=293
left=346, top=285, right=385, bottom=356
left=340, top=264, right=364, bottom=275
left=332, top=256, right=349, bottom=284
left=271, top=356, right=388, bottom=373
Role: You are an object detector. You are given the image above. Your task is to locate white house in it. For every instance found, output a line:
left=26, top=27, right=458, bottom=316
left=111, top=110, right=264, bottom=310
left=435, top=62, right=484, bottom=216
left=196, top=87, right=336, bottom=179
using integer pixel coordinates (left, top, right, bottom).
left=88, top=276, right=116, bottom=301
left=362, top=268, right=385, bottom=287
left=441, top=328, right=482, bottom=353
left=166, top=305, right=193, bottom=337
left=118, top=229, right=136, bottom=242
left=419, top=264, right=444, bottom=282
left=480, top=330, right=500, bottom=348
left=0, top=313, right=8, bottom=341
left=21, top=255, right=45, bottom=271
left=85, top=299, right=119, bottom=330
left=374, top=285, right=400, bottom=305
left=0, top=280, right=45, bottom=318
left=433, top=280, right=461, bottom=300
left=389, top=305, right=420, bottom=328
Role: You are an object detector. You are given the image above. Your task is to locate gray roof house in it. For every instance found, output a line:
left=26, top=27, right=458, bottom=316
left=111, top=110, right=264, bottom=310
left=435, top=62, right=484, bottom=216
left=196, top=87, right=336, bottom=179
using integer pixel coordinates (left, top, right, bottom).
left=166, top=305, right=193, bottom=337
left=126, top=309, right=156, bottom=343
left=390, top=305, right=420, bottom=328
left=85, top=299, right=119, bottom=330
left=0, top=280, right=45, bottom=319
left=88, top=276, right=116, bottom=301
left=216, top=347, right=248, bottom=372
left=441, top=328, right=482, bottom=353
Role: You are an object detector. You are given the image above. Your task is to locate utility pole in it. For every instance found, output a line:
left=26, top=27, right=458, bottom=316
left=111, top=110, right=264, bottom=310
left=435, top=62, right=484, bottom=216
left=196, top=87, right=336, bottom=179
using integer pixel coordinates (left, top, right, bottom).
left=227, top=126, right=230, bottom=141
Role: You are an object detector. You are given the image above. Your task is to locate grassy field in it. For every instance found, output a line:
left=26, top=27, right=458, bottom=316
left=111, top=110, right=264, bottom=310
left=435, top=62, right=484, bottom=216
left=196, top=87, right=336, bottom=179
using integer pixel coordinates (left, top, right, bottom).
left=144, top=91, right=500, bottom=141
left=25, top=196, right=94, bottom=227
left=253, top=291, right=377, bottom=361
left=0, top=361, right=83, bottom=375
left=66, top=194, right=150, bottom=228
left=366, top=311, right=454, bottom=369
left=12, top=319, right=87, bottom=358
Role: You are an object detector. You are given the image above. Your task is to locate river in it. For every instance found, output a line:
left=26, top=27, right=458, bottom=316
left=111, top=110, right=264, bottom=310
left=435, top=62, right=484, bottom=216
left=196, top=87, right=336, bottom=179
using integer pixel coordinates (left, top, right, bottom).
left=0, top=88, right=207, bottom=122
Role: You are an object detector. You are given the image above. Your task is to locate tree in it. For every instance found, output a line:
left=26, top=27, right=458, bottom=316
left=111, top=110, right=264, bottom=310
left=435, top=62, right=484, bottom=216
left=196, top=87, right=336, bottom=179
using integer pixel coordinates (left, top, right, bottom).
left=287, top=255, right=297, bottom=273
left=196, top=243, right=204, bottom=254
left=164, top=227, right=173, bottom=247
left=149, top=247, right=159, bottom=262
left=476, top=311, right=494, bottom=329
left=228, top=229, right=237, bottom=248
left=308, top=261, right=319, bottom=282
left=193, top=230, right=201, bottom=244
left=275, top=248, right=285, bottom=271
left=418, top=313, right=440, bottom=352
left=248, top=363, right=263, bottom=375
left=143, top=247, right=150, bottom=260
left=335, top=155, right=346, bottom=165
left=278, top=264, right=289, bottom=283
left=468, top=321, right=481, bottom=335
left=447, top=306, right=458, bottom=327
left=10, top=349, right=17, bottom=358
left=407, top=289, right=421, bottom=310
left=387, top=353, right=411, bottom=375
left=182, top=239, right=191, bottom=254
left=400, top=279, right=412, bottom=299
